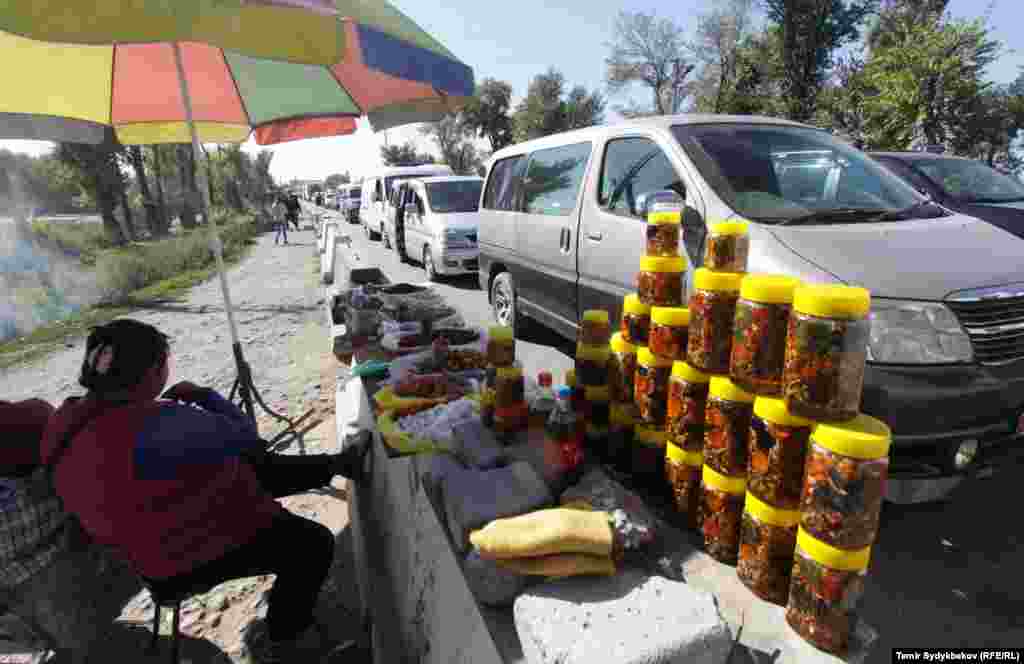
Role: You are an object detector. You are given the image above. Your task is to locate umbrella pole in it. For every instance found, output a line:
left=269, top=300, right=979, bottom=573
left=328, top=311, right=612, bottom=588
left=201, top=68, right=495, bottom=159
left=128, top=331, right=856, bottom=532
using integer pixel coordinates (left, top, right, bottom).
left=171, top=42, right=299, bottom=434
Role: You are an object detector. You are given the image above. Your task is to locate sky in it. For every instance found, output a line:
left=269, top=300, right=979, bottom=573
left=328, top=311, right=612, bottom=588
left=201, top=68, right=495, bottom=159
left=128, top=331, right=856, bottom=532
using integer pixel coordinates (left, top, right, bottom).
left=2, top=0, right=1022, bottom=182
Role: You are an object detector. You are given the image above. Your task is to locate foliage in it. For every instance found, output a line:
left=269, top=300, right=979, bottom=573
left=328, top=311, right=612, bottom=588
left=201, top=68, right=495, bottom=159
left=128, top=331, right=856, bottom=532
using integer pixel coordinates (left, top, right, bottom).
left=460, top=78, right=516, bottom=152
left=419, top=115, right=485, bottom=175
left=867, top=0, right=949, bottom=50
left=513, top=68, right=605, bottom=141
left=690, top=0, right=756, bottom=114
left=55, top=135, right=134, bottom=244
left=325, top=172, right=351, bottom=189
left=380, top=141, right=436, bottom=166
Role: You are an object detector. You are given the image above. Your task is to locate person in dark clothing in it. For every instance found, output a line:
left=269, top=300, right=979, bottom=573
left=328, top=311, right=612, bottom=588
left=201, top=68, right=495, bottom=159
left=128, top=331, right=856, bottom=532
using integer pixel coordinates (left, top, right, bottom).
left=315, top=193, right=324, bottom=208
left=285, top=194, right=301, bottom=231
left=42, top=319, right=369, bottom=663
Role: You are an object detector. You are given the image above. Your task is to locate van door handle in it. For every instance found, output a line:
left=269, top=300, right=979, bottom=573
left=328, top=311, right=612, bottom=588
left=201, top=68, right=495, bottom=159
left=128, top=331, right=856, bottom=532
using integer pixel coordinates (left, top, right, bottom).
left=588, top=231, right=603, bottom=241
left=559, top=228, right=569, bottom=251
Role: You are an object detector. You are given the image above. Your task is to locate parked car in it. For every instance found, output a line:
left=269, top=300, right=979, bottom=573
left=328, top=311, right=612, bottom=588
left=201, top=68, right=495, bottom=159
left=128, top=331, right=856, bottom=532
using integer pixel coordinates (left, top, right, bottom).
left=477, top=114, right=1024, bottom=499
left=340, top=184, right=362, bottom=221
left=384, top=176, right=483, bottom=280
left=870, top=152, right=1024, bottom=239
left=360, top=164, right=453, bottom=240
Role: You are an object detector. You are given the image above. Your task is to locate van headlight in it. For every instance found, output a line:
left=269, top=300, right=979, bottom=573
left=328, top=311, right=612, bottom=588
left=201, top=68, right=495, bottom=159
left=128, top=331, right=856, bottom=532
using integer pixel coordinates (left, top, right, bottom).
left=868, top=300, right=973, bottom=364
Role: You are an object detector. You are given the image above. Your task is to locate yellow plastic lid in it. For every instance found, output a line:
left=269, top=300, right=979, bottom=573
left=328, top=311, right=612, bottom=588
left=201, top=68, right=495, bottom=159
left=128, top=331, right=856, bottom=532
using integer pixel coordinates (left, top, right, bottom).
left=496, top=366, right=523, bottom=380
left=488, top=326, right=514, bottom=343
left=744, top=491, right=801, bottom=528
left=792, top=283, right=871, bottom=319
left=666, top=441, right=703, bottom=467
left=610, top=332, right=636, bottom=355
left=709, top=219, right=750, bottom=237
left=565, top=369, right=577, bottom=387
left=740, top=274, right=802, bottom=305
left=651, top=306, right=690, bottom=327
left=639, top=255, right=687, bottom=273
left=753, top=396, right=813, bottom=428
left=585, top=385, right=611, bottom=402
left=610, top=403, right=639, bottom=427
left=702, top=464, right=746, bottom=495
left=671, top=360, right=710, bottom=384
left=796, top=527, right=872, bottom=572
left=576, top=343, right=611, bottom=363
left=647, top=209, right=682, bottom=225
left=582, top=309, right=610, bottom=325
left=811, top=414, right=892, bottom=460
left=693, top=267, right=743, bottom=292
left=623, top=293, right=652, bottom=316
left=635, top=426, right=668, bottom=447
left=709, top=376, right=755, bottom=404
left=637, top=346, right=673, bottom=368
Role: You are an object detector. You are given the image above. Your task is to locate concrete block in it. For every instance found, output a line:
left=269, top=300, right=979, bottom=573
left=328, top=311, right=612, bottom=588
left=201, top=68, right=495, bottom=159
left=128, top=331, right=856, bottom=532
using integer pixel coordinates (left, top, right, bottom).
left=443, top=461, right=553, bottom=554
left=452, top=420, right=506, bottom=469
left=514, top=569, right=732, bottom=664
left=462, top=549, right=529, bottom=608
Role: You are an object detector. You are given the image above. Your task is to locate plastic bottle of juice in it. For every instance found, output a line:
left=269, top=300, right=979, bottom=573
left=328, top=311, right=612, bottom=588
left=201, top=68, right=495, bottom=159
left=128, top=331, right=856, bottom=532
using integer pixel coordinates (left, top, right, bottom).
left=530, top=371, right=556, bottom=428
left=545, top=386, right=585, bottom=487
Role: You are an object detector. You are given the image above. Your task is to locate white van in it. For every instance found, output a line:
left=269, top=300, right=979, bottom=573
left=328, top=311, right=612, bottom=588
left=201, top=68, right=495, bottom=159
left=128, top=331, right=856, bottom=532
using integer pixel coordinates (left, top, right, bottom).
left=393, top=176, right=484, bottom=280
left=360, top=164, right=453, bottom=240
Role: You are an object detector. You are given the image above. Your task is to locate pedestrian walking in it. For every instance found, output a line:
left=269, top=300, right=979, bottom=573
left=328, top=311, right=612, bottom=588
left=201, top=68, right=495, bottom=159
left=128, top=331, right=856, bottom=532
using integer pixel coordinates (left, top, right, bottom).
left=273, top=196, right=289, bottom=245
left=286, top=194, right=302, bottom=231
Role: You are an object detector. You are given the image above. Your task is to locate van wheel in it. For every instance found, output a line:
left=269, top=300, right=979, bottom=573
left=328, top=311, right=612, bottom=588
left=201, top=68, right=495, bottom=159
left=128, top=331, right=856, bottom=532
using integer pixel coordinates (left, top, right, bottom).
left=382, top=229, right=391, bottom=249
left=491, top=272, right=518, bottom=329
left=424, top=247, right=438, bottom=282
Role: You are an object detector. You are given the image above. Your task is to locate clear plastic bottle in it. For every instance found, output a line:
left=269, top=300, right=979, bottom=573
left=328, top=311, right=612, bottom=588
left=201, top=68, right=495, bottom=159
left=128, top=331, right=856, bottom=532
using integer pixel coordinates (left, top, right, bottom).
left=544, top=386, right=585, bottom=486
left=530, top=371, right=557, bottom=428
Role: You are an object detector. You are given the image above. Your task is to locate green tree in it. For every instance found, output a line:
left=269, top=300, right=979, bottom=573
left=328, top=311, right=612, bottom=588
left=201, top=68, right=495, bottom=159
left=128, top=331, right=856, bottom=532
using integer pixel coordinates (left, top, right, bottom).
left=380, top=141, right=435, bottom=166
left=55, top=134, right=134, bottom=244
left=867, top=0, right=948, bottom=50
left=691, top=0, right=756, bottom=114
left=419, top=114, right=483, bottom=175
left=605, top=11, right=696, bottom=117
left=513, top=68, right=605, bottom=142
left=460, top=78, right=515, bottom=151
left=325, top=172, right=351, bottom=189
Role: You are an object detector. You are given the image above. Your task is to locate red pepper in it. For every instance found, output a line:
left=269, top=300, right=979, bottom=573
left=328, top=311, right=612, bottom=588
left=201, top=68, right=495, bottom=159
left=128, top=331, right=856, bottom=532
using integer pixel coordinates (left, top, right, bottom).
left=703, top=517, right=721, bottom=538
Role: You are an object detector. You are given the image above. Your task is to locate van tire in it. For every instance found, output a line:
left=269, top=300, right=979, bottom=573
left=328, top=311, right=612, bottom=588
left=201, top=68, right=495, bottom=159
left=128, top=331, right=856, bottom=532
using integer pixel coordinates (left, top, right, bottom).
left=490, top=272, right=518, bottom=330
left=424, top=247, right=438, bottom=282
left=382, top=229, right=392, bottom=249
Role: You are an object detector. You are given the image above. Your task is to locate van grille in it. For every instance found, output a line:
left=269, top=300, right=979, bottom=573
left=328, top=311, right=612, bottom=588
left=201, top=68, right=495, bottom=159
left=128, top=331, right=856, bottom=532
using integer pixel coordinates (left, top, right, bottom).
left=947, top=293, right=1024, bottom=366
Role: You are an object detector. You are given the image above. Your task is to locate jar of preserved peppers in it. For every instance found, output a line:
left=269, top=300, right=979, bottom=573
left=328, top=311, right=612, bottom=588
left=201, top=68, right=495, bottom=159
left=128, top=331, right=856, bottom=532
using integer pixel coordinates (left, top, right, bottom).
left=585, top=422, right=610, bottom=458
left=748, top=396, right=813, bottom=511
left=786, top=528, right=871, bottom=654
left=704, top=220, right=750, bottom=272
left=608, top=403, right=639, bottom=470
left=645, top=201, right=683, bottom=257
left=634, top=347, right=673, bottom=425
left=579, top=309, right=612, bottom=346
left=703, top=376, right=755, bottom=478
left=481, top=367, right=497, bottom=428
left=783, top=284, right=871, bottom=422
left=576, top=343, right=611, bottom=387
left=738, top=491, right=800, bottom=606
left=667, top=361, right=710, bottom=453
left=632, top=425, right=667, bottom=485
left=565, top=369, right=586, bottom=413
left=665, top=442, right=703, bottom=529
left=494, top=365, right=525, bottom=409
left=730, top=274, right=801, bottom=396
left=700, top=464, right=746, bottom=565
left=487, top=325, right=516, bottom=367
left=687, top=268, right=743, bottom=374
left=800, top=415, right=891, bottom=551
left=621, top=293, right=652, bottom=345
left=649, top=306, right=690, bottom=361
left=584, top=385, right=611, bottom=428
left=609, top=333, right=637, bottom=403
left=638, top=255, right=687, bottom=308
left=494, top=402, right=528, bottom=438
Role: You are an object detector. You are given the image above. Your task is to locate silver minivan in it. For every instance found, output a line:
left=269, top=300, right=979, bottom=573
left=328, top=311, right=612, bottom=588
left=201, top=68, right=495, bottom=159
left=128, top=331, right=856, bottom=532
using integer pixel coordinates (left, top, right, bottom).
left=393, top=176, right=483, bottom=280
left=477, top=114, right=1024, bottom=498
left=360, top=164, right=453, bottom=240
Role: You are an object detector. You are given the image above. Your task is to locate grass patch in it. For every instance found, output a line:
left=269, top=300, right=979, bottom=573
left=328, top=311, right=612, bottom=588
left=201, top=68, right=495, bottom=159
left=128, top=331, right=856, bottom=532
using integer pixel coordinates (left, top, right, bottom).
left=30, top=219, right=118, bottom=266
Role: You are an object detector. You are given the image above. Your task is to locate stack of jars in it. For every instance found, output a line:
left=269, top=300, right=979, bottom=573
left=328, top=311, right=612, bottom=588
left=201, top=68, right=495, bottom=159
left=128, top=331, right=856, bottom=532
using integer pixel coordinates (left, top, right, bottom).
left=577, top=309, right=612, bottom=456
left=608, top=295, right=646, bottom=472
left=483, top=325, right=520, bottom=439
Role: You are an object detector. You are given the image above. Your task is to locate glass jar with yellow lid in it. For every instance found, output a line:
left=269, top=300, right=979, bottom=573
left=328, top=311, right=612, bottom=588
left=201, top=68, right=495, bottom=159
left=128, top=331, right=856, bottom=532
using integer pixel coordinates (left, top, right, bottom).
left=634, top=347, right=673, bottom=425
left=579, top=309, right=612, bottom=346
left=649, top=306, right=689, bottom=361
left=738, top=491, right=800, bottom=605
left=620, top=293, right=652, bottom=345
left=800, top=414, right=891, bottom=550
left=748, top=396, right=813, bottom=511
left=786, top=528, right=872, bottom=654
left=608, top=332, right=638, bottom=403
left=486, top=325, right=516, bottom=367
left=687, top=268, right=743, bottom=374
left=730, top=274, right=802, bottom=396
left=783, top=284, right=871, bottom=422
left=608, top=402, right=639, bottom=470
left=493, top=365, right=525, bottom=409
left=632, top=425, right=668, bottom=485
left=665, top=442, right=703, bottom=529
left=584, top=385, right=611, bottom=429
left=645, top=199, right=683, bottom=257
left=565, top=368, right=585, bottom=413
left=637, top=255, right=686, bottom=307
left=703, top=376, right=755, bottom=478
left=666, top=360, right=710, bottom=453
left=700, top=464, right=746, bottom=564
left=704, top=219, right=750, bottom=272
left=576, top=343, right=611, bottom=387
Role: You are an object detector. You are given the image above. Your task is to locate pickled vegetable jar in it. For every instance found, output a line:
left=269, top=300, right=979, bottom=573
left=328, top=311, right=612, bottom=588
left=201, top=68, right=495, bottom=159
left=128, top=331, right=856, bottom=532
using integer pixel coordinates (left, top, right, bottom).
left=494, top=365, right=525, bottom=409
left=646, top=202, right=682, bottom=257
left=700, top=464, right=746, bottom=565
left=579, top=309, right=612, bottom=346
left=638, top=255, right=686, bottom=308
left=783, top=284, right=871, bottom=422
left=576, top=343, right=611, bottom=387
left=621, top=294, right=652, bottom=345
left=800, top=415, right=891, bottom=550
left=632, top=425, right=667, bottom=484
left=609, top=333, right=638, bottom=403
left=487, top=325, right=516, bottom=367
left=494, top=403, right=528, bottom=437
left=667, top=361, right=710, bottom=453
left=634, top=347, right=673, bottom=425
left=481, top=366, right=497, bottom=428
left=786, top=528, right=871, bottom=654
left=748, top=396, right=813, bottom=511
left=687, top=268, right=743, bottom=374
left=608, top=403, right=639, bottom=470
left=585, top=422, right=609, bottom=458
left=665, top=442, right=703, bottom=529
left=730, top=274, right=801, bottom=396
left=585, top=385, right=611, bottom=428
left=738, top=491, right=800, bottom=606
left=565, top=369, right=586, bottom=413
left=649, top=306, right=690, bottom=361
left=704, top=220, right=750, bottom=272
left=703, top=376, right=755, bottom=478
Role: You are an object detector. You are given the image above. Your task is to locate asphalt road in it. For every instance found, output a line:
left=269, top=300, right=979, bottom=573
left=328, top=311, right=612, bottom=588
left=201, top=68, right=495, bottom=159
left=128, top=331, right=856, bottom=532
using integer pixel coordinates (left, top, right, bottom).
left=323, top=205, right=1024, bottom=659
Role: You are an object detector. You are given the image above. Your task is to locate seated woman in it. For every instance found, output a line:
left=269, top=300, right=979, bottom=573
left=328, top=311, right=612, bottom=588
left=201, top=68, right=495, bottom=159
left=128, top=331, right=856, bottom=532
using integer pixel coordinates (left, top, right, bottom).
left=42, top=319, right=368, bottom=663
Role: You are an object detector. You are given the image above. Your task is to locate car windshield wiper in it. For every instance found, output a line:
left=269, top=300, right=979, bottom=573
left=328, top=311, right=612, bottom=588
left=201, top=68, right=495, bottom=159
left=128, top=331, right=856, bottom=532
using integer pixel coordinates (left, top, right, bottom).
left=774, top=208, right=887, bottom=226
left=962, top=195, right=1024, bottom=205
left=866, top=199, right=941, bottom=222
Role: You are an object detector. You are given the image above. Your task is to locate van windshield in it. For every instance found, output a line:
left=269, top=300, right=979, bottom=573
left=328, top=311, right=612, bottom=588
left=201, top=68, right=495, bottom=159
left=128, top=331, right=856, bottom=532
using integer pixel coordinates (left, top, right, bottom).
left=905, top=157, right=1024, bottom=204
left=384, top=172, right=445, bottom=198
left=348, top=188, right=362, bottom=199
left=671, top=123, right=941, bottom=225
left=425, top=180, right=483, bottom=213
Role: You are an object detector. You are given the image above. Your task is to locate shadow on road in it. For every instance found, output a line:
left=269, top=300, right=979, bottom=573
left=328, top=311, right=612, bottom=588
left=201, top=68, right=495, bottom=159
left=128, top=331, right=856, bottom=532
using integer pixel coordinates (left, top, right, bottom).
left=516, top=319, right=575, bottom=358
left=437, top=274, right=480, bottom=291
left=105, top=302, right=320, bottom=316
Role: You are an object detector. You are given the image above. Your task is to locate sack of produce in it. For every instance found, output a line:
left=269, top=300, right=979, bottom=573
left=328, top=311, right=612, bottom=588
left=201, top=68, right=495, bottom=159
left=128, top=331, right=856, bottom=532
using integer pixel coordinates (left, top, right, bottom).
left=470, top=508, right=615, bottom=560
left=494, top=553, right=616, bottom=578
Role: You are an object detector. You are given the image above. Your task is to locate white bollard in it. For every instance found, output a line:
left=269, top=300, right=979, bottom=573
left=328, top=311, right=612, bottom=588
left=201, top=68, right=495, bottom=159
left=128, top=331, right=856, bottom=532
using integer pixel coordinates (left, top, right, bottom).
left=321, top=224, right=337, bottom=285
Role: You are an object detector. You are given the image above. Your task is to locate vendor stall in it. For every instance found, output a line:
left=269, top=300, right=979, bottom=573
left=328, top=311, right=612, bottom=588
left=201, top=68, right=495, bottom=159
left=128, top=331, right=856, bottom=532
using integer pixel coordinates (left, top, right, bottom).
left=328, top=237, right=881, bottom=664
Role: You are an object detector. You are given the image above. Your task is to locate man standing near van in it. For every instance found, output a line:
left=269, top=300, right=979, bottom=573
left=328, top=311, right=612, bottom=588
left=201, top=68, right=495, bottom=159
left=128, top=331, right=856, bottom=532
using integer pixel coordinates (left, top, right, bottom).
left=285, top=194, right=302, bottom=231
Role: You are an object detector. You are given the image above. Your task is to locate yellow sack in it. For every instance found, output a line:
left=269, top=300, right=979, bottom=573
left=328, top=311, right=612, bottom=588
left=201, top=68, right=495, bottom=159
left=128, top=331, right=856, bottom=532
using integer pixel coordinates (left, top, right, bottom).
left=561, top=499, right=594, bottom=511
left=372, top=385, right=449, bottom=415
left=376, top=412, right=449, bottom=456
left=494, top=553, right=616, bottom=578
left=469, top=508, right=614, bottom=560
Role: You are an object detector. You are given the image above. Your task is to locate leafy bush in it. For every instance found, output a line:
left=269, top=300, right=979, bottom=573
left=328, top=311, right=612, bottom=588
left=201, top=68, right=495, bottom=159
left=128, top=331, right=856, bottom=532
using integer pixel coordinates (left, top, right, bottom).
left=30, top=219, right=117, bottom=265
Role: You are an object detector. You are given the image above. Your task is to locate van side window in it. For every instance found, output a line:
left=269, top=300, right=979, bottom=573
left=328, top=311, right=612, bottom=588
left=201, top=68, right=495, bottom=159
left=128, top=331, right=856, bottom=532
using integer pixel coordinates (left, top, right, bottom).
left=484, top=155, right=527, bottom=211
left=522, top=142, right=592, bottom=216
left=599, top=137, right=684, bottom=218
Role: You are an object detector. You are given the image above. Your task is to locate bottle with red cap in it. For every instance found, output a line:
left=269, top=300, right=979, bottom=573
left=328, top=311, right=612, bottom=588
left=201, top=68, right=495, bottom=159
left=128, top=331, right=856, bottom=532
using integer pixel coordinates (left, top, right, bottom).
left=529, top=370, right=556, bottom=428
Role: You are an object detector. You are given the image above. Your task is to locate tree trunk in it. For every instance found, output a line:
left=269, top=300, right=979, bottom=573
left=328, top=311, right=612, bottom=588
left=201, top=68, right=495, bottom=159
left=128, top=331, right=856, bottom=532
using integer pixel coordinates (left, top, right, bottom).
left=128, top=145, right=164, bottom=238
left=98, top=190, right=125, bottom=244
left=150, top=146, right=170, bottom=236
left=176, top=144, right=198, bottom=229
left=117, top=183, right=136, bottom=243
